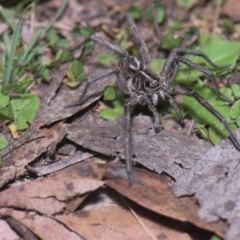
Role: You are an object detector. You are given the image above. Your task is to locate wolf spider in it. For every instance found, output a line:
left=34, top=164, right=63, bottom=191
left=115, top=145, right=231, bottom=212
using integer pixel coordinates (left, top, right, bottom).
left=66, top=13, right=240, bottom=186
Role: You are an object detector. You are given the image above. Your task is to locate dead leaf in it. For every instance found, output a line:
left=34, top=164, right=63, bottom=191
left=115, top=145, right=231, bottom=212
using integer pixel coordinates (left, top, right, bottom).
left=0, top=208, right=83, bottom=240
left=0, top=219, right=19, bottom=240
left=0, top=161, right=105, bottom=215
left=6, top=217, right=38, bottom=240
left=222, top=0, right=240, bottom=21
left=105, top=165, right=227, bottom=239
left=56, top=205, right=192, bottom=240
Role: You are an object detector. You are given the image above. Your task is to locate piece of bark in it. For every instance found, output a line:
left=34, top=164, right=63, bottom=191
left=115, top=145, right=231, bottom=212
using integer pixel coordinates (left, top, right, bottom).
left=173, top=128, right=240, bottom=240
left=67, top=115, right=211, bottom=179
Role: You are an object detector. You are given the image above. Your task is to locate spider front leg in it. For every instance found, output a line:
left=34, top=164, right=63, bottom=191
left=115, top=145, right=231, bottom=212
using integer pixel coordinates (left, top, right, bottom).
left=124, top=97, right=138, bottom=186
left=169, top=85, right=240, bottom=150
left=162, top=48, right=233, bottom=104
left=72, top=35, right=128, bottom=57
left=125, top=13, right=150, bottom=69
left=176, top=55, right=233, bottom=104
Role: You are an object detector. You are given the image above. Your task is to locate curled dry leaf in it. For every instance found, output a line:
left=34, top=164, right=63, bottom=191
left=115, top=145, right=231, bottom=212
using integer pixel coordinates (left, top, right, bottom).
left=56, top=205, right=192, bottom=240
left=0, top=161, right=105, bottom=215
left=104, top=165, right=228, bottom=239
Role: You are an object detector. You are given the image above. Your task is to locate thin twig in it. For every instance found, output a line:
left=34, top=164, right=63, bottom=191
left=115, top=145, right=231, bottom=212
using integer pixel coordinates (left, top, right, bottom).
left=187, top=119, right=195, bottom=136
left=119, top=194, right=158, bottom=240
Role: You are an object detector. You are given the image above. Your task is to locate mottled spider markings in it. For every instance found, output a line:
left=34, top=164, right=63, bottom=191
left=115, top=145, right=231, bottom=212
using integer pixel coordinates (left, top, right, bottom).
left=65, top=13, right=240, bottom=186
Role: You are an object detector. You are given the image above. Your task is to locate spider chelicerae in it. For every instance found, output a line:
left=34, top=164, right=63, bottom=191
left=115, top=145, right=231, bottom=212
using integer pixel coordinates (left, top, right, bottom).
left=66, top=13, right=240, bottom=186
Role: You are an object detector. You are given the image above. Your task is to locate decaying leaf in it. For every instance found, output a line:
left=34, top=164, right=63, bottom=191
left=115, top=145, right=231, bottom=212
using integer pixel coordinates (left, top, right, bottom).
left=0, top=219, right=19, bottom=240
left=105, top=165, right=227, bottom=239
left=0, top=208, right=83, bottom=240
left=173, top=128, right=240, bottom=240
left=56, top=205, right=192, bottom=240
left=0, top=161, right=105, bottom=215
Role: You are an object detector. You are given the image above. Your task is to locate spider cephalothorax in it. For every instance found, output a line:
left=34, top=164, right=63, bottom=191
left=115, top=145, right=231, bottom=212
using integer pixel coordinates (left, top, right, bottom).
left=66, top=13, right=240, bottom=186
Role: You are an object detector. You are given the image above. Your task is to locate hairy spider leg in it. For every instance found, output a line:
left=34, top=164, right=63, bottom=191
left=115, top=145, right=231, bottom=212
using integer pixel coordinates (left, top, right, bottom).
left=124, top=97, right=138, bottom=186
left=71, top=35, right=128, bottom=57
left=170, top=85, right=240, bottom=150
left=125, top=13, right=150, bottom=69
left=164, top=92, right=183, bottom=121
left=160, top=48, right=233, bottom=104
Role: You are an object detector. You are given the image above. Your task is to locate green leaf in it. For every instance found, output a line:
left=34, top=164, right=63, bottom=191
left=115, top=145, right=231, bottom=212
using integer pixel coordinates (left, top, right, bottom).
left=222, top=18, right=234, bottom=33
left=1, top=78, right=33, bottom=94
left=177, top=0, right=197, bottom=9
left=155, top=4, right=165, bottom=23
left=183, top=93, right=234, bottom=144
left=46, top=28, right=59, bottom=46
left=230, top=100, right=240, bottom=119
left=219, top=87, right=234, bottom=102
left=0, top=91, right=10, bottom=108
left=0, top=137, right=8, bottom=150
left=0, top=105, right=14, bottom=121
left=50, top=50, right=73, bottom=67
left=196, top=124, right=209, bottom=140
left=98, top=53, right=112, bottom=66
left=209, top=235, right=221, bottom=240
left=199, top=35, right=240, bottom=71
left=236, top=116, right=240, bottom=127
left=171, top=20, right=182, bottom=30
left=145, top=4, right=165, bottom=24
left=162, top=33, right=181, bottom=50
left=66, top=60, right=86, bottom=87
left=209, top=122, right=237, bottom=145
left=104, top=87, right=116, bottom=101
left=150, top=58, right=166, bottom=73
left=128, top=6, right=142, bottom=20
left=231, top=84, right=240, bottom=99
left=100, top=99, right=124, bottom=121
left=10, top=93, right=40, bottom=130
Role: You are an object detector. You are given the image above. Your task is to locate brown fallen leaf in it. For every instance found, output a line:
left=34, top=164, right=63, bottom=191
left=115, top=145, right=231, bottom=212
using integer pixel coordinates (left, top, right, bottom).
left=0, top=208, right=83, bottom=240
left=6, top=217, right=38, bottom=240
left=104, top=165, right=228, bottom=239
left=222, top=0, right=240, bottom=21
left=0, top=219, right=19, bottom=240
left=0, top=161, right=105, bottom=215
left=56, top=205, right=192, bottom=240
